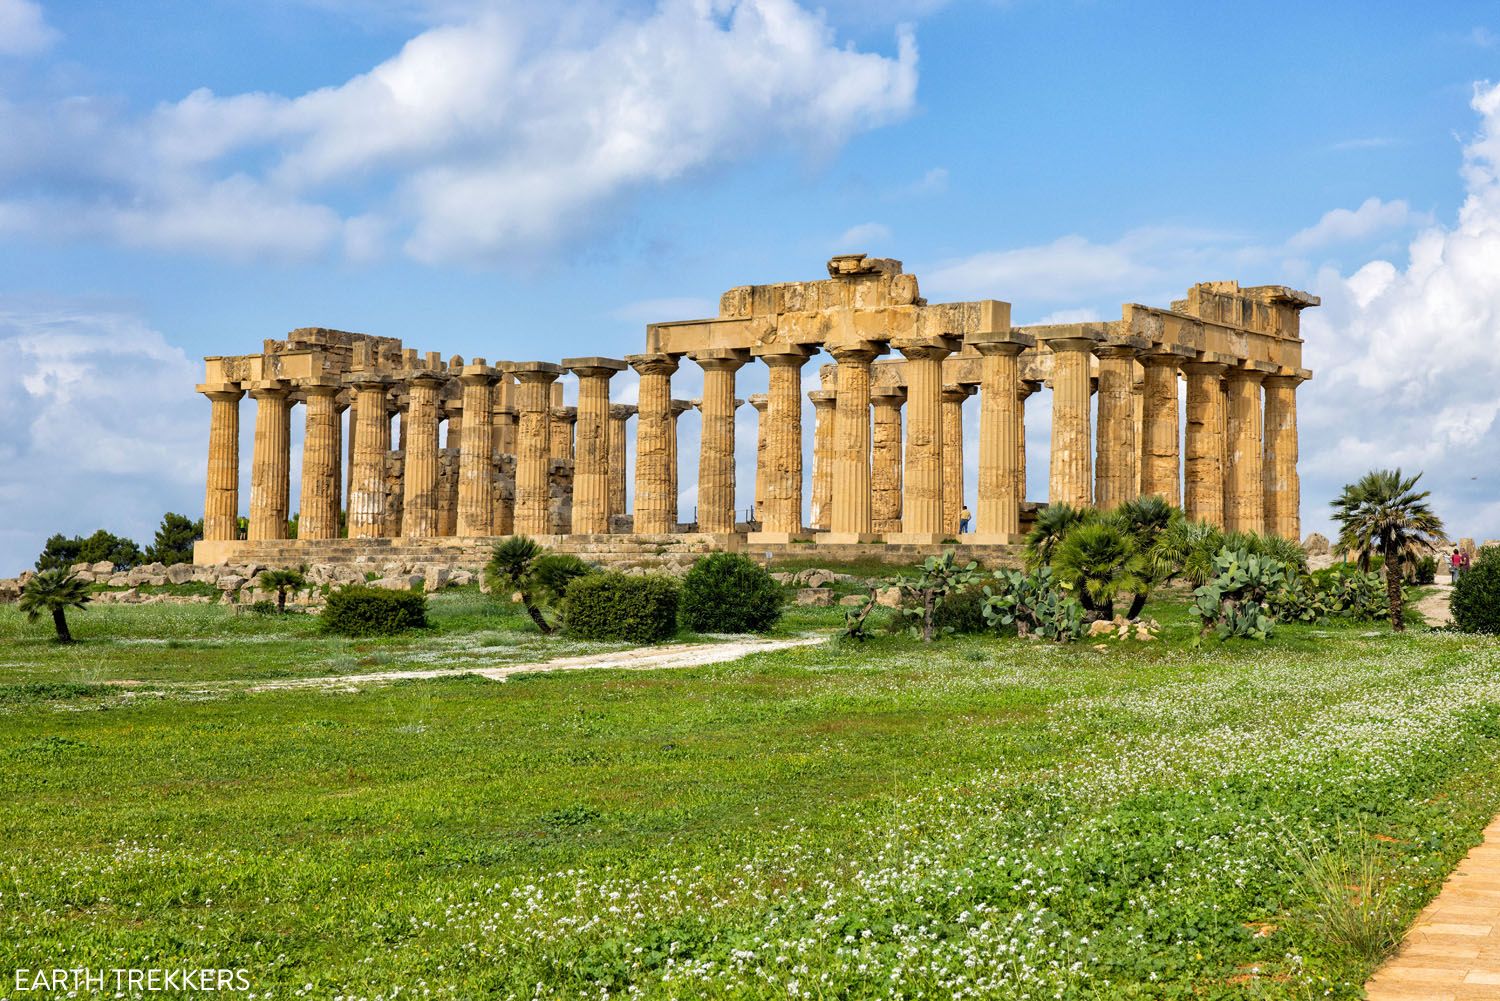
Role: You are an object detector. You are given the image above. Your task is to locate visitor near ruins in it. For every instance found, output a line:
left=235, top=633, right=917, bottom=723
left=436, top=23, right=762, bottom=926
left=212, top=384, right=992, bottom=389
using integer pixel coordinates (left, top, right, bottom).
left=2, top=3, right=1500, bottom=1000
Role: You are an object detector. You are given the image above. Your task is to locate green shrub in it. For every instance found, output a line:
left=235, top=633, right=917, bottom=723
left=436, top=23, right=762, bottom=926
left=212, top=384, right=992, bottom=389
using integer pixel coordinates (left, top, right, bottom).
left=320, top=585, right=428, bottom=636
left=1414, top=555, right=1437, bottom=585
left=931, top=584, right=990, bottom=634
left=680, top=553, right=783, bottom=633
left=565, top=573, right=680, bottom=643
left=982, top=566, right=1086, bottom=642
left=1189, top=547, right=1289, bottom=641
left=1451, top=548, right=1500, bottom=634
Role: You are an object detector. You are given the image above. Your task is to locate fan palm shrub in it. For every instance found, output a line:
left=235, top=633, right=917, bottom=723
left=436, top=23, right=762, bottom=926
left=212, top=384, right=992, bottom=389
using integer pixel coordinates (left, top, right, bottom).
left=258, top=566, right=307, bottom=613
left=1329, top=469, right=1447, bottom=631
left=1024, top=502, right=1091, bottom=569
left=485, top=537, right=597, bottom=634
left=1051, top=520, right=1149, bottom=619
left=19, top=569, right=92, bottom=643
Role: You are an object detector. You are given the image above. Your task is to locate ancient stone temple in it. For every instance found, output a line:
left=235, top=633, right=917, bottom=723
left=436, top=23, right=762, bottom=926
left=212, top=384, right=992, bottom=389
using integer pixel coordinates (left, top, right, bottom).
left=192, top=255, right=1315, bottom=565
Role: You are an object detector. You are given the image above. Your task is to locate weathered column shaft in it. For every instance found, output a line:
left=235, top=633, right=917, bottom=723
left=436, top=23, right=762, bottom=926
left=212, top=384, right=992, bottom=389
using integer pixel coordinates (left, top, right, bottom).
left=977, top=346, right=1023, bottom=538
left=1263, top=375, right=1302, bottom=541
left=630, top=354, right=678, bottom=535
left=755, top=354, right=808, bottom=538
left=248, top=386, right=292, bottom=541
left=1094, top=347, right=1140, bottom=510
left=828, top=346, right=879, bottom=537
left=1183, top=362, right=1227, bottom=527
left=348, top=383, right=390, bottom=538
left=400, top=376, right=442, bottom=537
left=565, top=361, right=624, bottom=535
left=695, top=355, right=744, bottom=535
left=941, top=386, right=967, bottom=534
left=1046, top=339, right=1095, bottom=508
left=201, top=388, right=243, bottom=542
left=808, top=390, right=836, bottom=531
left=1139, top=356, right=1182, bottom=505
left=871, top=392, right=904, bottom=534
left=513, top=365, right=559, bottom=536
left=299, top=386, right=342, bottom=540
left=607, top=404, right=634, bottom=526
left=457, top=368, right=497, bottom=536
left=1223, top=369, right=1266, bottom=533
left=748, top=395, right=768, bottom=524
left=439, top=409, right=461, bottom=536
left=898, top=345, right=948, bottom=536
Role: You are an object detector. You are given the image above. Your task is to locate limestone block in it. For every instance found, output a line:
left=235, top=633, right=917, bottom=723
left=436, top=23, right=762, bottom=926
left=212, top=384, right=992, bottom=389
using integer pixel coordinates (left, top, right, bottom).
left=92, top=560, right=115, bottom=575
left=108, top=573, right=130, bottom=587
left=0, top=580, right=18, bottom=603
left=795, top=588, right=834, bottom=607
left=167, top=564, right=196, bottom=584
left=69, top=562, right=90, bottom=574
left=875, top=586, right=903, bottom=608
left=217, top=575, right=247, bottom=591
left=838, top=594, right=866, bottom=606
left=423, top=568, right=450, bottom=592
left=371, top=575, right=422, bottom=591
left=1301, top=532, right=1330, bottom=556
left=450, top=570, right=474, bottom=587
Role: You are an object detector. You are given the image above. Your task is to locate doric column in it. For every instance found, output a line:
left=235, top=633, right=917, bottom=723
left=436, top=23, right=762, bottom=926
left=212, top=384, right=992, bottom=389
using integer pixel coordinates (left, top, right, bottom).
left=199, top=384, right=243, bottom=543
left=972, top=335, right=1031, bottom=542
left=1182, top=359, right=1229, bottom=527
left=439, top=399, right=462, bottom=536
left=1041, top=330, right=1102, bottom=508
left=247, top=382, right=292, bottom=541
left=491, top=381, right=516, bottom=537
left=511, top=362, right=561, bottom=537
left=563, top=357, right=627, bottom=535
left=628, top=353, right=679, bottom=535
left=1139, top=352, right=1186, bottom=505
left=668, top=398, right=691, bottom=529
left=807, top=389, right=837, bottom=531
left=347, top=377, right=393, bottom=538
left=608, top=403, right=635, bottom=527
left=1094, top=343, right=1144, bottom=510
left=1018, top=380, right=1039, bottom=507
left=748, top=394, right=768, bottom=524
left=1224, top=366, right=1268, bottom=533
left=691, top=349, right=749, bottom=536
left=941, top=384, right=973, bottom=534
left=820, top=342, right=884, bottom=542
left=871, top=386, right=906, bottom=534
left=1263, top=373, right=1303, bottom=541
left=748, top=347, right=815, bottom=542
left=889, top=339, right=956, bottom=542
left=457, top=362, right=498, bottom=536
left=399, top=372, right=444, bottom=537
left=298, top=381, right=342, bottom=540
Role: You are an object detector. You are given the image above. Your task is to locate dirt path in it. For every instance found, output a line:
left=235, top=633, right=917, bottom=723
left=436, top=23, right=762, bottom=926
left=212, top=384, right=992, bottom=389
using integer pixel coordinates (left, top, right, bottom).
left=1414, top=582, right=1455, bottom=628
left=236, top=634, right=828, bottom=692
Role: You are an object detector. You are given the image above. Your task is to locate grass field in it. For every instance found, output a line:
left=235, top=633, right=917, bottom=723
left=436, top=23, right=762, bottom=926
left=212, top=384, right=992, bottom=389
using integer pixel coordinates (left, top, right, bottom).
left=2, top=586, right=1498, bottom=999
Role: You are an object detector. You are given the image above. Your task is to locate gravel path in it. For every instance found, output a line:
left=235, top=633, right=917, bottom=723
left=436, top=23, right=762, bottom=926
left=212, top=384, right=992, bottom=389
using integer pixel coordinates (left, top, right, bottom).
left=1414, top=581, right=1455, bottom=628
left=237, top=634, right=829, bottom=692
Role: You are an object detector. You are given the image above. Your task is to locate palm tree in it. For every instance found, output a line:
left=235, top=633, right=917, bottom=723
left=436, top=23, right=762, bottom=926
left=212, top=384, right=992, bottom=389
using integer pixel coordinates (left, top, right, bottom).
left=258, top=567, right=307, bottom=613
left=19, top=569, right=92, bottom=643
left=1051, top=520, right=1149, bottom=619
left=1330, top=469, right=1447, bottom=631
left=486, top=536, right=552, bottom=634
left=1024, top=502, right=1090, bottom=568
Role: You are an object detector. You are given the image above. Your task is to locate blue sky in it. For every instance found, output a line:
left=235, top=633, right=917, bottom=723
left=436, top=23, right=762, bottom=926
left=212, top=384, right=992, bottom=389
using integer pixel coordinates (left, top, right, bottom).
left=2, top=0, right=1499, bottom=571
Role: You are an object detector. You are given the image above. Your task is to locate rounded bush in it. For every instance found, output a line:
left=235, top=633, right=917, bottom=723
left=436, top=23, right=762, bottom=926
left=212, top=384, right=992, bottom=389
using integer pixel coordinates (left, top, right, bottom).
left=679, top=553, right=783, bottom=634
left=931, top=584, right=990, bottom=634
left=320, top=585, right=427, bottom=636
left=564, top=573, right=680, bottom=643
left=1451, top=548, right=1500, bottom=634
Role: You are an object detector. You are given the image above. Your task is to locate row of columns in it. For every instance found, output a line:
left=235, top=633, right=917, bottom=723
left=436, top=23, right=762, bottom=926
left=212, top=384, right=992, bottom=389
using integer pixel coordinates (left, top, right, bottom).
left=203, top=339, right=1302, bottom=546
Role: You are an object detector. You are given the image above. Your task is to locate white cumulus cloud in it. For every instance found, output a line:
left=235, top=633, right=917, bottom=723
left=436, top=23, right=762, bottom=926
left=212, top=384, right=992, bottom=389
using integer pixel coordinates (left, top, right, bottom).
left=0, top=0, right=918, bottom=264
left=0, top=0, right=56, bottom=56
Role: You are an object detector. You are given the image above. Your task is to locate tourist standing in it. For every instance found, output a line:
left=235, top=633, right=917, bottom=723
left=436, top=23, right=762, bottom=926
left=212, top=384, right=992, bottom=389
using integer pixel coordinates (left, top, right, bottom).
left=1451, top=548, right=1464, bottom=584
left=960, top=505, right=971, bottom=534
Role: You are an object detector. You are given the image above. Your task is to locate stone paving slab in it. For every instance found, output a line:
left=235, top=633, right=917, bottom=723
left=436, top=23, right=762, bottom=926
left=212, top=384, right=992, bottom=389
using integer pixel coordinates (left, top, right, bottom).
left=1367, top=817, right=1500, bottom=1000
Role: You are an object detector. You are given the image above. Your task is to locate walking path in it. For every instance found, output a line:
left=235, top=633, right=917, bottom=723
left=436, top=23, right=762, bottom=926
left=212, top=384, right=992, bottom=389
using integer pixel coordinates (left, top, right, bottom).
left=1365, top=815, right=1500, bottom=1000
left=237, top=633, right=828, bottom=692
left=1414, top=580, right=1456, bottom=628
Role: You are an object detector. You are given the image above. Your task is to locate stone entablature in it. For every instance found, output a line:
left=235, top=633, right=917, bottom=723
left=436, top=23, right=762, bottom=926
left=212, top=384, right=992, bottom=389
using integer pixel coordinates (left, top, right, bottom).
left=192, top=255, right=1316, bottom=566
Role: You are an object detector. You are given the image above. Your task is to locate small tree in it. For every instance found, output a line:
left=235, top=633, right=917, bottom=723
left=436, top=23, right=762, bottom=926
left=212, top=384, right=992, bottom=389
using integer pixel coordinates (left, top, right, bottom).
left=144, top=512, right=203, bottom=566
left=1330, top=469, right=1447, bottom=632
left=1051, top=520, right=1149, bottom=620
left=896, top=551, right=981, bottom=642
left=19, top=569, right=92, bottom=643
left=258, top=567, right=308, bottom=613
left=1024, top=503, right=1089, bottom=569
left=483, top=536, right=593, bottom=635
